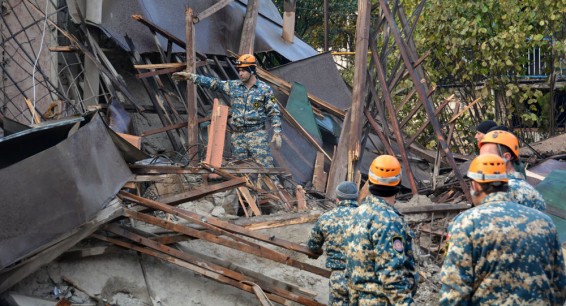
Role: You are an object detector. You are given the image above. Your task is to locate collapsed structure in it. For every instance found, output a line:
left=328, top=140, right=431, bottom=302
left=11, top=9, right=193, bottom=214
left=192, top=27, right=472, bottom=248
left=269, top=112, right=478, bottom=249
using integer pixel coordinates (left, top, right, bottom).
left=0, top=0, right=564, bottom=305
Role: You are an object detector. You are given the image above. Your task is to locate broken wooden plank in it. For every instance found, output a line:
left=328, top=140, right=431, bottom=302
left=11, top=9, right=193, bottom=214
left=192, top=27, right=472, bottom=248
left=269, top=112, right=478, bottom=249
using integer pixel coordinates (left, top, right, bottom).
left=123, top=210, right=328, bottom=280
left=185, top=8, right=198, bottom=166
left=205, top=98, right=229, bottom=179
left=295, top=185, right=307, bottom=212
left=312, top=151, right=327, bottom=192
left=239, top=0, right=259, bottom=54
left=197, top=0, right=234, bottom=21
left=237, top=187, right=262, bottom=216
left=130, top=164, right=287, bottom=175
left=92, top=233, right=297, bottom=305
left=159, top=177, right=246, bottom=205
left=118, top=191, right=326, bottom=261
left=236, top=213, right=320, bottom=231
left=396, top=203, right=470, bottom=214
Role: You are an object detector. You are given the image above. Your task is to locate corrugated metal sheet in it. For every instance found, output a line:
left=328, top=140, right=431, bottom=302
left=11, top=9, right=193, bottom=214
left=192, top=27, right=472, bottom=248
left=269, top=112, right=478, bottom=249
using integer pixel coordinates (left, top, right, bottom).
left=81, top=0, right=316, bottom=61
left=0, top=114, right=132, bottom=270
left=269, top=52, right=352, bottom=111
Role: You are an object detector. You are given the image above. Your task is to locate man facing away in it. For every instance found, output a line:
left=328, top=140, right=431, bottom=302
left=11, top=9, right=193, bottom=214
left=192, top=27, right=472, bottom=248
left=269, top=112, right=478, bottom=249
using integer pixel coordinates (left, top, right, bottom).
left=440, top=154, right=566, bottom=305
left=479, top=130, right=546, bottom=211
left=172, top=54, right=282, bottom=168
left=345, top=155, right=418, bottom=305
left=306, top=181, right=360, bottom=305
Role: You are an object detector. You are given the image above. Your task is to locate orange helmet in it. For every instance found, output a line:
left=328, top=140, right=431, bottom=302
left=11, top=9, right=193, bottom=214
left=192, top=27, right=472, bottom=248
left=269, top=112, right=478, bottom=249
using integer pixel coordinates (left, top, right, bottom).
left=235, top=54, right=256, bottom=68
left=478, top=130, right=519, bottom=158
left=467, top=154, right=508, bottom=183
left=368, top=155, right=402, bottom=186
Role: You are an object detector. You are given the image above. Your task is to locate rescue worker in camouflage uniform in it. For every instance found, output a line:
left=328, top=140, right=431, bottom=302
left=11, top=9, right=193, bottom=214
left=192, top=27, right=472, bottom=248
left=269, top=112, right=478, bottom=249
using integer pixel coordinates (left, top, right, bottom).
left=306, top=181, right=359, bottom=306
left=478, top=130, right=546, bottom=211
left=344, top=155, right=418, bottom=305
left=440, top=154, right=566, bottom=305
left=172, top=54, right=282, bottom=168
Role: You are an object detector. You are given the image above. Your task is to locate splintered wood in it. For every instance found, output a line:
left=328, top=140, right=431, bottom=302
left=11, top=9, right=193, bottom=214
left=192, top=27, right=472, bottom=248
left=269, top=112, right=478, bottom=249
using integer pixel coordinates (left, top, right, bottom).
left=96, top=191, right=329, bottom=305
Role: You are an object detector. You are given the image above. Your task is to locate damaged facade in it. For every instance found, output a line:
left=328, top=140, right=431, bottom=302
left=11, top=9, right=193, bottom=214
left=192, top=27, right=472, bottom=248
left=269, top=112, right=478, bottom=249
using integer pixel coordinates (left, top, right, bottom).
left=0, top=0, right=564, bottom=305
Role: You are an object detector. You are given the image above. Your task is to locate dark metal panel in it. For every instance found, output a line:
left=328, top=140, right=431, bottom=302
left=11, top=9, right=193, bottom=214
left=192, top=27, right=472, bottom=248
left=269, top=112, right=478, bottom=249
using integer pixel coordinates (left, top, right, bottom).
left=0, top=117, right=83, bottom=169
left=271, top=118, right=318, bottom=185
left=0, top=115, right=132, bottom=270
left=89, top=0, right=316, bottom=60
left=269, top=52, right=352, bottom=111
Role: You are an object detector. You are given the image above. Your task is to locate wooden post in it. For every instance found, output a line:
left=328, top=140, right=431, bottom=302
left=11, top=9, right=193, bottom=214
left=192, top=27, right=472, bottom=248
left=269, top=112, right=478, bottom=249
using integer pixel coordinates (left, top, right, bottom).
left=239, top=0, right=259, bottom=54
left=282, top=0, right=296, bottom=43
left=348, top=0, right=371, bottom=187
left=185, top=8, right=198, bottom=165
left=323, top=0, right=328, bottom=51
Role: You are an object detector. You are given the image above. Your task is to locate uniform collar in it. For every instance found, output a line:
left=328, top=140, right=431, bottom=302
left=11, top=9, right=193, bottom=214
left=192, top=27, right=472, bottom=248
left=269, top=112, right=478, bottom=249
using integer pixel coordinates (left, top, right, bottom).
left=366, top=194, right=399, bottom=213
left=337, top=199, right=359, bottom=208
left=237, top=78, right=258, bottom=88
left=480, top=191, right=513, bottom=205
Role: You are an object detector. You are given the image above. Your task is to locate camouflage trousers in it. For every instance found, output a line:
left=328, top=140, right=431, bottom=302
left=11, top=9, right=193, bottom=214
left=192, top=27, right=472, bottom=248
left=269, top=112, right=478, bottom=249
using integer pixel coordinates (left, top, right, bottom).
left=329, top=270, right=349, bottom=306
left=231, top=129, right=274, bottom=168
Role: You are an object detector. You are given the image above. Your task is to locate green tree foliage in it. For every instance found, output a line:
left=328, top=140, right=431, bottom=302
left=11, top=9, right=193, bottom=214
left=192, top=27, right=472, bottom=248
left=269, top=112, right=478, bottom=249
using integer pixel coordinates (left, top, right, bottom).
left=272, top=0, right=359, bottom=51
left=416, top=0, right=566, bottom=137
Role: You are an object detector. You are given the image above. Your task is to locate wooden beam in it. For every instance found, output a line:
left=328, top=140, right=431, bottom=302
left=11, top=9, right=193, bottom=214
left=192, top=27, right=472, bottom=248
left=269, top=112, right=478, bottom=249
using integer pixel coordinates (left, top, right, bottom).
left=282, top=0, right=296, bottom=43
left=239, top=0, right=259, bottom=54
left=123, top=209, right=328, bottom=281
left=93, top=232, right=300, bottom=305
left=196, top=0, right=234, bottom=21
left=140, top=117, right=211, bottom=137
left=370, top=37, right=418, bottom=194
left=118, top=191, right=326, bottom=262
left=135, top=66, right=184, bottom=79
left=234, top=212, right=321, bottom=230
left=237, top=187, right=262, bottom=216
left=295, top=185, right=307, bottom=212
left=185, top=8, right=199, bottom=166
left=396, top=203, right=470, bottom=214
left=379, top=0, right=471, bottom=203
left=130, top=164, right=287, bottom=175
left=312, top=151, right=327, bottom=192
left=159, top=177, right=246, bottom=205
left=326, top=110, right=351, bottom=199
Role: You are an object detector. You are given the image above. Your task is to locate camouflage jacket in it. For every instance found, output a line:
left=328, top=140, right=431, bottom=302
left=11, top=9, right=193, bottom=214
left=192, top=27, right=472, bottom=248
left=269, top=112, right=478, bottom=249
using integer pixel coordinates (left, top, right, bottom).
left=345, top=195, right=418, bottom=305
left=507, top=171, right=546, bottom=211
left=192, top=75, right=282, bottom=132
left=440, top=192, right=566, bottom=305
left=306, top=199, right=359, bottom=270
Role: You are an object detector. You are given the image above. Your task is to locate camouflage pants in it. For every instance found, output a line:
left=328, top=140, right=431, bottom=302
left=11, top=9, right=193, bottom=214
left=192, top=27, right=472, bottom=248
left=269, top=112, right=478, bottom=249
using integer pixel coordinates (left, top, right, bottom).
left=231, top=129, right=274, bottom=168
left=329, top=270, right=349, bottom=306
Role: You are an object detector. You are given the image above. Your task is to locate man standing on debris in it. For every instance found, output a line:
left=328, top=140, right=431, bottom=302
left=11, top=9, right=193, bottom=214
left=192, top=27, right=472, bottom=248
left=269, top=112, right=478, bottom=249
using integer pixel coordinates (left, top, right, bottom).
left=439, top=154, right=566, bottom=305
left=172, top=54, right=282, bottom=168
left=478, top=130, right=546, bottom=211
left=306, top=181, right=359, bottom=305
left=345, top=155, right=418, bottom=305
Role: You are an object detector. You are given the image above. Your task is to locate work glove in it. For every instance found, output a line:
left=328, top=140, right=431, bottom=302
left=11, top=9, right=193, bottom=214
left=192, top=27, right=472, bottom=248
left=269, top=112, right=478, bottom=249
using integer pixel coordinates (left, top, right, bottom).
left=271, top=132, right=282, bottom=149
left=172, top=71, right=197, bottom=82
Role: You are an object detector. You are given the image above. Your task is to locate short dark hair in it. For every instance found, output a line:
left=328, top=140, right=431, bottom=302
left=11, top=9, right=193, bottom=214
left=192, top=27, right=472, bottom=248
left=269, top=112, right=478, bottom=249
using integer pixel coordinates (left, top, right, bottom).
left=478, top=181, right=508, bottom=194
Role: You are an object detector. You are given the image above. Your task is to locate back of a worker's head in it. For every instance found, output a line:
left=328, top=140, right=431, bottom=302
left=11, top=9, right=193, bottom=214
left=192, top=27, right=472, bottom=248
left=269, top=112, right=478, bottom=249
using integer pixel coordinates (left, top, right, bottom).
left=479, top=130, right=519, bottom=163
left=335, top=181, right=359, bottom=201
left=467, top=154, right=509, bottom=205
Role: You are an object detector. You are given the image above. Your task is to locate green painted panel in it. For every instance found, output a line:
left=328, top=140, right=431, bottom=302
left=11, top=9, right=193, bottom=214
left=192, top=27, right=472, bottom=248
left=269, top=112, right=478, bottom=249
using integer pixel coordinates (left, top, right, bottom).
left=286, top=82, right=322, bottom=141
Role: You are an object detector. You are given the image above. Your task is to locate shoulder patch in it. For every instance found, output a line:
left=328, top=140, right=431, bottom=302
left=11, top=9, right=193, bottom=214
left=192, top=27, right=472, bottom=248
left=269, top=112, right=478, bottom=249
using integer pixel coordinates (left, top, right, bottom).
left=392, top=236, right=404, bottom=253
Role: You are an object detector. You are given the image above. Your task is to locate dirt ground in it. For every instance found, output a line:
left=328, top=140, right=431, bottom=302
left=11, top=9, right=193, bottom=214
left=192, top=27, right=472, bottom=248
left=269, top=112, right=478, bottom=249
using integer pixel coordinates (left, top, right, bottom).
left=2, top=189, right=443, bottom=306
